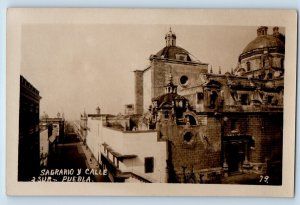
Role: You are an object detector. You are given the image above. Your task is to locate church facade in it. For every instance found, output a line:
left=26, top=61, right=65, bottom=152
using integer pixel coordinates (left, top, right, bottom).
left=134, top=26, right=284, bottom=184
left=83, top=26, right=284, bottom=184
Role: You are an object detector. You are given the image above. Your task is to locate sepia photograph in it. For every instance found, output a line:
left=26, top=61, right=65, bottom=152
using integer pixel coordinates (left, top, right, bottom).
left=6, top=9, right=297, bottom=196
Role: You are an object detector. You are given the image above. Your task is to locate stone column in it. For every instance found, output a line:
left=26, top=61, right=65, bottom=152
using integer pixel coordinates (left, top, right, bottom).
left=242, top=140, right=252, bottom=172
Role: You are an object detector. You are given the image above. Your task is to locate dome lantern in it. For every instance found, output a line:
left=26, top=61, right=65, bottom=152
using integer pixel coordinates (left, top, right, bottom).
left=257, top=26, right=268, bottom=36
left=165, top=27, right=176, bottom=47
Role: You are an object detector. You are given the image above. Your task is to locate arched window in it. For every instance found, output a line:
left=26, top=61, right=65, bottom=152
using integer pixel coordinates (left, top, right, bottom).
left=267, top=73, right=273, bottom=79
left=164, top=111, right=169, bottom=118
left=209, top=91, right=218, bottom=109
left=186, top=115, right=197, bottom=125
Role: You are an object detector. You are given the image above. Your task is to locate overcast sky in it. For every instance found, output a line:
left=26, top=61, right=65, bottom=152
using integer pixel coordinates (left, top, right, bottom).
left=20, top=25, right=284, bottom=120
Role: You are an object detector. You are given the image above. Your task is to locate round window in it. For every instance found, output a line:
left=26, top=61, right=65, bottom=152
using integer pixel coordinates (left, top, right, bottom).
left=180, top=75, right=189, bottom=86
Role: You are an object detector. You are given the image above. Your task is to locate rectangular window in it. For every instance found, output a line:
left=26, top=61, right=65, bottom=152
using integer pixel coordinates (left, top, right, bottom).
left=164, top=111, right=169, bottom=118
left=126, top=104, right=133, bottom=109
left=231, top=119, right=237, bottom=130
left=268, top=96, right=273, bottom=104
left=145, top=157, right=154, bottom=173
left=176, top=54, right=187, bottom=61
left=241, top=94, right=249, bottom=105
left=197, top=92, right=204, bottom=104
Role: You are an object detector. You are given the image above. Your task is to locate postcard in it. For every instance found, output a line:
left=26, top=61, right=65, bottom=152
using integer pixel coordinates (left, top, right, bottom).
left=6, top=8, right=297, bottom=196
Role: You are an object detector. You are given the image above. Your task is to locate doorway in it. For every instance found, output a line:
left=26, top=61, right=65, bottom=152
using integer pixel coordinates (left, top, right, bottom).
left=223, top=136, right=252, bottom=175
left=227, top=142, right=243, bottom=173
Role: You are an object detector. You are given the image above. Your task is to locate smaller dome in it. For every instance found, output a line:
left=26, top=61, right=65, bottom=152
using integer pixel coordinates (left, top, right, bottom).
left=151, top=28, right=203, bottom=64
left=156, top=46, right=192, bottom=61
left=153, top=93, right=186, bottom=108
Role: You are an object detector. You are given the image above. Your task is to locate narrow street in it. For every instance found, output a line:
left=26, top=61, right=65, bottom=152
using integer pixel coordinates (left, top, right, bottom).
left=47, top=128, right=109, bottom=182
left=47, top=133, right=86, bottom=169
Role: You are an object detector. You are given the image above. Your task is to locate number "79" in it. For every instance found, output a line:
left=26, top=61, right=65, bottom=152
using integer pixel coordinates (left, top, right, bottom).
left=259, top=175, right=269, bottom=183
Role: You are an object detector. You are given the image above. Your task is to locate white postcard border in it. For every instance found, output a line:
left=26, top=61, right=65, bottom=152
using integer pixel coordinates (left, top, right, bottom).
left=6, top=8, right=297, bottom=197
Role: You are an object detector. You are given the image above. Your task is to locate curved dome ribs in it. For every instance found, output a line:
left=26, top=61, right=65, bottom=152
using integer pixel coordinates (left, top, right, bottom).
left=235, top=26, right=285, bottom=79
left=154, top=45, right=202, bottom=63
left=242, top=35, right=285, bottom=54
left=240, top=26, right=285, bottom=61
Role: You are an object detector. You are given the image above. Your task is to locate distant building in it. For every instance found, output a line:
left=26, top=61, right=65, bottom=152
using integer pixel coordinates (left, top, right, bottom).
left=19, top=75, right=41, bottom=181
left=83, top=26, right=284, bottom=184
left=39, top=113, right=64, bottom=167
left=80, top=111, right=88, bottom=144
left=40, top=114, right=65, bottom=145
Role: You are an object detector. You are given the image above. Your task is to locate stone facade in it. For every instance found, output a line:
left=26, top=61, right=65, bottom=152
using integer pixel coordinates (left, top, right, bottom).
left=134, top=26, right=284, bottom=184
left=84, top=26, right=284, bottom=184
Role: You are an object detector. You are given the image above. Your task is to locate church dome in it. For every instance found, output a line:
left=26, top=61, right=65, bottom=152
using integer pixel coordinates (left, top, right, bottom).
left=155, top=46, right=193, bottom=61
left=239, top=26, right=285, bottom=63
left=241, top=26, right=284, bottom=55
left=242, top=35, right=284, bottom=54
left=150, top=28, right=202, bottom=63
